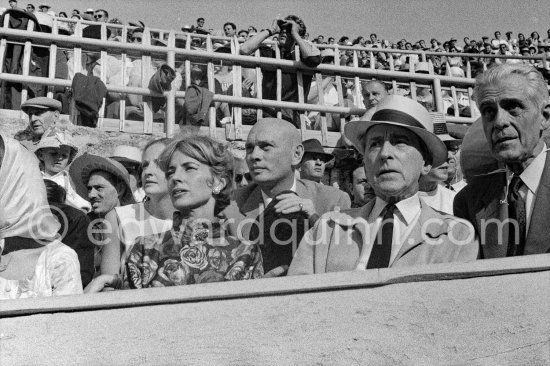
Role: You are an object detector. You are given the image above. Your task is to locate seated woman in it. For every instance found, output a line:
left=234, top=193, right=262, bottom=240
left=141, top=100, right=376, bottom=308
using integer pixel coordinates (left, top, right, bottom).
left=99, top=138, right=174, bottom=276
left=0, top=133, right=82, bottom=299
left=86, top=135, right=264, bottom=292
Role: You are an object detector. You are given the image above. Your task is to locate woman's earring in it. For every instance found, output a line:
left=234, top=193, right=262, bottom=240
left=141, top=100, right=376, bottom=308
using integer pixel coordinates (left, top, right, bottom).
left=212, top=186, right=221, bottom=195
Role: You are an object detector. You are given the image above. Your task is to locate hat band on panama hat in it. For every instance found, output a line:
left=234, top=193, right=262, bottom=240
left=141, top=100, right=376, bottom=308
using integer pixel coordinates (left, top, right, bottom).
left=370, top=109, right=426, bottom=130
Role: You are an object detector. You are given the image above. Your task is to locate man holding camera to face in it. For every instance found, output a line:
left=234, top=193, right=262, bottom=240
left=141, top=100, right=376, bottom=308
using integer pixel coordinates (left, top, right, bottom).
left=239, top=15, right=321, bottom=127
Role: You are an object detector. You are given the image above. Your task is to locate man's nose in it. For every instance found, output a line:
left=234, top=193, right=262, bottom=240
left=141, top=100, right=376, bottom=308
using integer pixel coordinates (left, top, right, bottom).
left=493, top=106, right=512, bottom=130
left=248, top=146, right=262, bottom=160
left=88, top=188, right=98, bottom=199
left=379, top=140, right=395, bottom=159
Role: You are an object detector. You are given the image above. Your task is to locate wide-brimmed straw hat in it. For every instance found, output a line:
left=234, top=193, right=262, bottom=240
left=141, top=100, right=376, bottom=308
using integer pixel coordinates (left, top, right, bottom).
left=69, top=153, right=135, bottom=205
left=34, top=128, right=78, bottom=163
left=110, top=145, right=141, bottom=166
left=344, top=95, right=448, bottom=167
left=301, top=138, right=334, bottom=163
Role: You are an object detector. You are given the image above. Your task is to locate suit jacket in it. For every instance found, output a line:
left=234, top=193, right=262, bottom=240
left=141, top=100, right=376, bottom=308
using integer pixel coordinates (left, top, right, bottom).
left=288, top=199, right=479, bottom=275
left=226, top=179, right=351, bottom=241
left=453, top=149, right=550, bottom=258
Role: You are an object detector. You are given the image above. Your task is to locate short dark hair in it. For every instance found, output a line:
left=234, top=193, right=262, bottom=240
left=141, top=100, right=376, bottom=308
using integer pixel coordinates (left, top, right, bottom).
left=370, top=33, right=377, bottom=38
left=95, top=9, right=108, bottom=18
left=237, top=29, right=248, bottom=36
left=223, top=22, right=236, bottom=30
left=197, top=17, right=204, bottom=22
left=44, top=179, right=66, bottom=204
left=284, top=15, right=306, bottom=38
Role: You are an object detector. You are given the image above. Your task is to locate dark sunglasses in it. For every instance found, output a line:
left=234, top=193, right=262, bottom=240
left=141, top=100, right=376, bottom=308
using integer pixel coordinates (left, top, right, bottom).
left=94, top=14, right=104, bottom=20
left=235, top=172, right=252, bottom=183
left=132, top=37, right=143, bottom=42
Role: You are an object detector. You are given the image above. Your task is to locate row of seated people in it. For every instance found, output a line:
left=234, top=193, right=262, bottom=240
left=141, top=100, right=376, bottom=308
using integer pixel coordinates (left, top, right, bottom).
left=1, top=63, right=548, bottom=298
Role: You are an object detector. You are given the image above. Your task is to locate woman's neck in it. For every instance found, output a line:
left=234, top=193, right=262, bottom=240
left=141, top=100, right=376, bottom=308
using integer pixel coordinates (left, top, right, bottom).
left=144, top=194, right=174, bottom=220
left=178, top=198, right=217, bottom=223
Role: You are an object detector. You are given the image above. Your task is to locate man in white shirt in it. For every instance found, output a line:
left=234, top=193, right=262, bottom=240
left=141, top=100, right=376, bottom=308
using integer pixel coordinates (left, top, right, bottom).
left=288, top=96, right=478, bottom=275
left=454, top=64, right=550, bottom=258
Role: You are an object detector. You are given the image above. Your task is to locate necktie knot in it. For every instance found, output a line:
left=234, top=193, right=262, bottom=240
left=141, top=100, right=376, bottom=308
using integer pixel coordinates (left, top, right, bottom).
left=509, top=175, right=523, bottom=198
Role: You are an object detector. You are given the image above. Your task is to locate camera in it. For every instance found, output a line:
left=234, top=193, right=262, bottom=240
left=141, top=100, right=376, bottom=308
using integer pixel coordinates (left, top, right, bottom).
left=277, top=19, right=292, bottom=33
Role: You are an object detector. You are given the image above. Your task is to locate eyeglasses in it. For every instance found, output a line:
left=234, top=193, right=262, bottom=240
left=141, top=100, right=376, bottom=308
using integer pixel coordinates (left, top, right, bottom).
left=94, top=14, right=104, bottom=20
left=235, top=172, right=251, bottom=184
left=131, top=37, right=143, bottom=42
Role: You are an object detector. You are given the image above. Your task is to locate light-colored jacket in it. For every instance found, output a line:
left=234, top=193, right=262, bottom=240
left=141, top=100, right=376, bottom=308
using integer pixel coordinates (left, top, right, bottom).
left=288, top=199, right=479, bottom=275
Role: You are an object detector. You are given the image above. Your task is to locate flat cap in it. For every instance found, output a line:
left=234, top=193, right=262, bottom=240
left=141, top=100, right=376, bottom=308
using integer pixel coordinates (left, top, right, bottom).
left=21, top=97, right=62, bottom=113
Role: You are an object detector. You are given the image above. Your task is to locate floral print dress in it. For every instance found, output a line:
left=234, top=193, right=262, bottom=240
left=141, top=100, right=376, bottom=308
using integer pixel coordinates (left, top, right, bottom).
left=124, top=214, right=264, bottom=288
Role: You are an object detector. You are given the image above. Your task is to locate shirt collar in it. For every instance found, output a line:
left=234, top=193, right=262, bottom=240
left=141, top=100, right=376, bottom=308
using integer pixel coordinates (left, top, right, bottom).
left=518, top=143, right=548, bottom=194
left=261, top=178, right=297, bottom=206
left=371, top=193, right=421, bottom=225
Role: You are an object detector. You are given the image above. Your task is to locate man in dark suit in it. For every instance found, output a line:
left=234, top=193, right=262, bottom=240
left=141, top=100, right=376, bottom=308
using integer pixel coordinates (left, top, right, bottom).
left=229, top=118, right=350, bottom=273
left=454, top=64, right=550, bottom=258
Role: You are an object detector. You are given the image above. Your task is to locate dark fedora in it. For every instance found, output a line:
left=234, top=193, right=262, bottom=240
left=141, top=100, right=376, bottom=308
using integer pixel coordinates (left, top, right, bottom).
left=301, top=139, right=334, bottom=163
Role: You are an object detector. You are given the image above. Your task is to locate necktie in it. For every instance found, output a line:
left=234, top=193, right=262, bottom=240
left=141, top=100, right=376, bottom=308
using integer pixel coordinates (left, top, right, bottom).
left=507, top=175, right=526, bottom=256
left=367, top=204, right=396, bottom=269
left=248, top=191, right=308, bottom=273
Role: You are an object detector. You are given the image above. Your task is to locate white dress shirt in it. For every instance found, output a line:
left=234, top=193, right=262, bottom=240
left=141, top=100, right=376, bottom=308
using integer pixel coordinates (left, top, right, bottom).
left=260, top=179, right=297, bottom=212
left=419, top=185, right=456, bottom=215
left=355, top=193, right=422, bottom=269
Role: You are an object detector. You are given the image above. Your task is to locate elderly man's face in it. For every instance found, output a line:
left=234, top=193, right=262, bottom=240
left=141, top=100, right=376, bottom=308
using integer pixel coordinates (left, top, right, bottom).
left=478, top=76, right=550, bottom=164
left=300, top=153, right=326, bottom=182
left=87, top=171, right=121, bottom=215
left=363, top=125, right=429, bottom=201
left=27, top=108, right=58, bottom=140
left=362, top=82, right=388, bottom=109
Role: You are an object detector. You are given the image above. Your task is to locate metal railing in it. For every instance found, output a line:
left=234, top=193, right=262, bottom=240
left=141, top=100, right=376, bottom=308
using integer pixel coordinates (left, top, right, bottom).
left=2, top=15, right=547, bottom=145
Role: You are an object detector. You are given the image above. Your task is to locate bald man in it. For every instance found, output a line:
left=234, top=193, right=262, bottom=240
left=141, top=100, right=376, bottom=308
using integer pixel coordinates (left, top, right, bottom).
left=227, top=118, right=351, bottom=274
left=360, top=80, right=389, bottom=119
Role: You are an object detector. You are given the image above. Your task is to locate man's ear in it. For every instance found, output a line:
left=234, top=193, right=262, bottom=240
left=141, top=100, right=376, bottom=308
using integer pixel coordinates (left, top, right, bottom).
left=540, top=102, right=550, bottom=131
left=53, top=110, right=60, bottom=120
left=292, top=143, right=305, bottom=167
left=420, top=163, right=432, bottom=176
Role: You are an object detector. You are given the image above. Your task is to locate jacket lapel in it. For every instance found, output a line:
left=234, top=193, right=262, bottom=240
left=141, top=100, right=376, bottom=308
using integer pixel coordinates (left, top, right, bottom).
left=525, top=151, right=550, bottom=254
left=392, top=201, right=449, bottom=264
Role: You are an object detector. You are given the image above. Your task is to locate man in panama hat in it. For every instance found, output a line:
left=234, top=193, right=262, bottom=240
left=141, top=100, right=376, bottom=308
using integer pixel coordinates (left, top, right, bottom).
left=298, top=138, right=333, bottom=183
left=289, top=95, right=478, bottom=275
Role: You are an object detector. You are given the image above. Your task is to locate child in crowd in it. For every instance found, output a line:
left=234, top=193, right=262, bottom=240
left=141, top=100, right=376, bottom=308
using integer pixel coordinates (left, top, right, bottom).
left=34, top=129, right=91, bottom=212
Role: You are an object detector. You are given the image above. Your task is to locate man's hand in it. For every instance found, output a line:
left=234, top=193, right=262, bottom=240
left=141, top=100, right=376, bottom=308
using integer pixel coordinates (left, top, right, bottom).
left=285, top=19, right=301, bottom=40
left=270, top=18, right=281, bottom=35
left=274, top=192, right=316, bottom=217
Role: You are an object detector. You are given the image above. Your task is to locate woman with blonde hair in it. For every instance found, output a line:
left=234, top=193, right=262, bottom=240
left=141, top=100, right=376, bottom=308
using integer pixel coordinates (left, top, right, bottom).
left=96, top=138, right=175, bottom=278
left=86, top=135, right=264, bottom=292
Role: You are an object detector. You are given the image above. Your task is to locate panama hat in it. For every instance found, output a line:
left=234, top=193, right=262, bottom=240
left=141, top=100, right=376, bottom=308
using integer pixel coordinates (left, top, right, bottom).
left=34, top=128, right=78, bottom=163
left=301, top=138, right=334, bottom=163
left=69, top=153, right=136, bottom=206
left=344, top=95, right=448, bottom=167
left=110, top=145, right=141, bottom=165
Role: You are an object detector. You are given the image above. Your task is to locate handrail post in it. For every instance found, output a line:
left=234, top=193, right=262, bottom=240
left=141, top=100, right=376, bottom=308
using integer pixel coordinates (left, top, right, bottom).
left=206, top=34, right=217, bottom=138
left=433, top=77, right=444, bottom=114
left=294, top=44, right=307, bottom=139
left=232, top=35, right=243, bottom=140
left=166, top=30, right=176, bottom=137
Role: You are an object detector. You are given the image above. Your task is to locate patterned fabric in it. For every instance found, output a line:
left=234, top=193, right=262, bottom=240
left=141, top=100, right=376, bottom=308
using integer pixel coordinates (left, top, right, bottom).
left=124, top=213, right=263, bottom=288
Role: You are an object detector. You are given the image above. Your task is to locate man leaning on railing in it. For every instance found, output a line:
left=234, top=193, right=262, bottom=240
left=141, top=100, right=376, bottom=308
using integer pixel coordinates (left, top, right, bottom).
left=239, top=15, right=321, bottom=127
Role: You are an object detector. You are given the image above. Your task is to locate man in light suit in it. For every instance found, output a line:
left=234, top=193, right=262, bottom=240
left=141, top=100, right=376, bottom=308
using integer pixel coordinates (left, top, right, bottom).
left=288, top=96, right=478, bottom=275
left=230, top=118, right=351, bottom=273
left=454, top=64, right=550, bottom=258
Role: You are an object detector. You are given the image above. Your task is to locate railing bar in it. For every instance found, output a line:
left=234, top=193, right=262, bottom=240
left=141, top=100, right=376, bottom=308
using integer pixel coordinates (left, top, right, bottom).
left=333, top=45, right=347, bottom=133
left=275, top=43, right=282, bottom=120
left=19, top=18, right=35, bottom=107
left=119, top=26, right=128, bottom=133
left=185, top=34, right=191, bottom=89
left=70, top=20, right=82, bottom=124
left=206, top=35, right=217, bottom=138
left=352, top=50, right=361, bottom=115
left=315, top=72, right=329, bottom=144
left=46, top=19, right=58, bottom=99
left=433, top=77, right=444, bottom=114
left=141, top=28, right=153, bottom=134
left=165, top=30, right=176, bottom=137
left=232, top=37, right=243, bottom=140
left=409, top=62, right=417, bottom=101
left=450, top=86, right=459, bottom=117
left=254, top=48, right=263, bottom=120
left=294, top=44, right=308, bottom=138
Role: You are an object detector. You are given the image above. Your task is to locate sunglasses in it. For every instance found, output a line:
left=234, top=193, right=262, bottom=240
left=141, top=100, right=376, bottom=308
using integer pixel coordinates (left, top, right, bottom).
left=235, top=172, right=252, bottom=184
left=132, top=37, right=143, bottom=42
left=94, top=14, right=104, bottom=20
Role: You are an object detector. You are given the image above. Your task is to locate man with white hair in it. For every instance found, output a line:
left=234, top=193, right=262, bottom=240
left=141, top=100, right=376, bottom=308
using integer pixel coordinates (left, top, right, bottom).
left=454, top=64, right=550, bottom=258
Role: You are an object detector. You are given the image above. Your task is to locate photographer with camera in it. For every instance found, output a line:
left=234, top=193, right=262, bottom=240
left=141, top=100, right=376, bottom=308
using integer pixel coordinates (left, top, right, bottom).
left=239, top=15, right=321, bottom=127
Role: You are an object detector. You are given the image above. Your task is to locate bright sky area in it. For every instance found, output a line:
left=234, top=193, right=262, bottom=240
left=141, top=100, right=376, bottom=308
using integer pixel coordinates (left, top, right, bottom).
left=25, top=0, right=550, bottom=42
